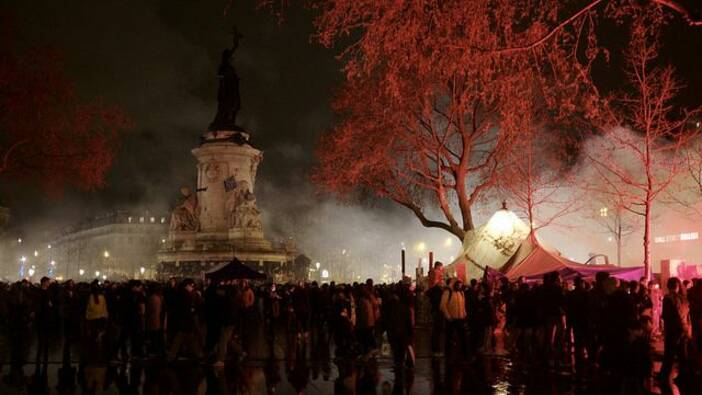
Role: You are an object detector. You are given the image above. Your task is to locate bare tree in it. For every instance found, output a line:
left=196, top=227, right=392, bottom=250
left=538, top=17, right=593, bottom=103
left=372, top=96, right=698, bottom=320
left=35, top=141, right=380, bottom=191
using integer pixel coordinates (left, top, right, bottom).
left=585, top=8, right=700, bottom=279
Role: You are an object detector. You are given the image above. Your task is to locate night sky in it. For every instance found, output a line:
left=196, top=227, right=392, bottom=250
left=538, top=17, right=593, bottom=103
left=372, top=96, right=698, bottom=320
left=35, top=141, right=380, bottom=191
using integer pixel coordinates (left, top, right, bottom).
left=2, top=1, right=702, bottom=268
left=3, top=0, right=345, bottom=234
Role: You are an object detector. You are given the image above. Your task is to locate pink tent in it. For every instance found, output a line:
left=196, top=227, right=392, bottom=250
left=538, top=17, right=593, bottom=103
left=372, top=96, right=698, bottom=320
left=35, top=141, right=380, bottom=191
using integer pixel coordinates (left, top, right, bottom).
left=501, top=235, right=644, bottom=281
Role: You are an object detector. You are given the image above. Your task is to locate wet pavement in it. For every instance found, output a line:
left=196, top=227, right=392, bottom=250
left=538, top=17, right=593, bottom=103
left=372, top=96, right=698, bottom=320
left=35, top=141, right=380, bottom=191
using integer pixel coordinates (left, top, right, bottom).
left=0, top=326, right=685, bottom=394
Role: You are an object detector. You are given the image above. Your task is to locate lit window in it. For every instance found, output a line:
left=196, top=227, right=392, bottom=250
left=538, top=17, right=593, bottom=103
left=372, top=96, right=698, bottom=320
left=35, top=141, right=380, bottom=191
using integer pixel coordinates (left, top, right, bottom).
left=150, top=217, right=155, bottom=223
left=680, top=232, right=699, bottom=241
left=160, top=217, right=166, bottom=223
left=139, top=217, right=144, bottom=223
left=128, top=217, right=132, bottom=223
left=654, top=236, right=666, bottom=244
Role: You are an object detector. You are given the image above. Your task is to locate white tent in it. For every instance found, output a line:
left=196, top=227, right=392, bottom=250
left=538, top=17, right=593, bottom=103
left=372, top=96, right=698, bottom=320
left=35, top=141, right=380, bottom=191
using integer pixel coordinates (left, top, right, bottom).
left=447, top=205, right=530, bottom=281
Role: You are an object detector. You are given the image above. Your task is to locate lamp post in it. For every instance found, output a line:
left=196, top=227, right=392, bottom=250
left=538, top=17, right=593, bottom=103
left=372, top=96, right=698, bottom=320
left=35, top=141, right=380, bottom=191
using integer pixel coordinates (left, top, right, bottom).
left=103, top=250, right=111, bottom=277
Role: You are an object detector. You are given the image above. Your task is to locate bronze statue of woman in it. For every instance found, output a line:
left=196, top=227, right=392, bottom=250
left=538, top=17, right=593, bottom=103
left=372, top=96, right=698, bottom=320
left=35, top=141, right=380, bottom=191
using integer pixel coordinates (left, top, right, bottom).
left=209, top=26, right=244, bottom=131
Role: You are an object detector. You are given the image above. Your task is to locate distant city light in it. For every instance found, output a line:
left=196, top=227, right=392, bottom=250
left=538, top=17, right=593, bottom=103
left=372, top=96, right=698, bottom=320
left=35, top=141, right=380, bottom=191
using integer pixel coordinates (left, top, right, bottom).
left=321, top=269, right=330, bottom=279
left=79, top=269, right=85, bottom=276
left=47, top=244, right=51, bottom=249
left=103, top=250, right=110, bottom=258
left=95, top=271, right=100, bottom=277
left=50, top=260, right=55, bottom=266
left=34, top=250, right=38, bottom=257
left=315, top=262, right=321, bottom=270
left=140, top=267, right=145, bottom=275
left=20, top=256, right=26, bottom=263
left=102, top=275, right=107, bottom=280
left=28, top=268, right=35, bottom=277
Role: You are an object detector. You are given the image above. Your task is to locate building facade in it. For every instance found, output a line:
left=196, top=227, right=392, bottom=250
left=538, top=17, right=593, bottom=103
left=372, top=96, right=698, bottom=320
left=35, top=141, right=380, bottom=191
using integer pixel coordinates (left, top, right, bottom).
left=48, top=210, right=169, bottom=281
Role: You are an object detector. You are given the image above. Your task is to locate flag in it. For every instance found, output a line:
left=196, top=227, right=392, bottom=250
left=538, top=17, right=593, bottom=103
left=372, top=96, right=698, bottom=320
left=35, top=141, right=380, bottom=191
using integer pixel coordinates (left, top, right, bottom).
left=223, top=176, right=237, bottom=192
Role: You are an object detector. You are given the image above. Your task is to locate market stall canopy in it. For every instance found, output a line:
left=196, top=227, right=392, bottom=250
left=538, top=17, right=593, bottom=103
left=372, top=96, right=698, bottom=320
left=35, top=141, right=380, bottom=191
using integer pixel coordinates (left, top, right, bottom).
left=205, top=258, right=266, bottom=281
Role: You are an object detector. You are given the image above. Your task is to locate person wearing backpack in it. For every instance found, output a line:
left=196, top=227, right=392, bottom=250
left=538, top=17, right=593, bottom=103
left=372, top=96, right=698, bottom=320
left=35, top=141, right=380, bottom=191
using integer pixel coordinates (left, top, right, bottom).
left=440, top=278, right=467, bottom=359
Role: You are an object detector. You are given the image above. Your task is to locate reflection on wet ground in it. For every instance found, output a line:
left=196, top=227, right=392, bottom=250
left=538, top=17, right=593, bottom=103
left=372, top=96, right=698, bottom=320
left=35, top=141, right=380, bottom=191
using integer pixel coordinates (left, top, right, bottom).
left=0, top=328, right=687, bottom=394
left=0, top=356, right=616, bottom=395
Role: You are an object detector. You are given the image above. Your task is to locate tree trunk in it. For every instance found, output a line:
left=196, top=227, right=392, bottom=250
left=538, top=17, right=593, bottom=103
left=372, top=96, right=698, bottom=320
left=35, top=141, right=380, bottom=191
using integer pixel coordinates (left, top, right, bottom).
left=643, top=201, right=652, bottom=280
left=617, top=215, right=622, bottom=267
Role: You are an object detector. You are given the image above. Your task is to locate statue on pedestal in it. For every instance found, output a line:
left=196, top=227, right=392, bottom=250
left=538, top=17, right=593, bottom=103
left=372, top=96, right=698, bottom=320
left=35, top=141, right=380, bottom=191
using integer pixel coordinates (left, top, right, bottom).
left=209, top=26, right=244, bottom=132
left=225, top=179, right=263, bottom=231
left=170, top=187, right=200, bottom=231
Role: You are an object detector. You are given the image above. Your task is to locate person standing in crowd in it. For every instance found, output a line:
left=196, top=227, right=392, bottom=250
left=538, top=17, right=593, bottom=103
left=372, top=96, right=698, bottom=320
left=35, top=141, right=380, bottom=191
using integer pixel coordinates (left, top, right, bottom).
left=60, top=279, right=81, bottom=365
left=427, top=276, right=445, bottom=357
left=35, top=277, right=56, bottom=368
left=214, top=280, right=237, bottom=367
left=356, top=285, right=377, bottom=357
left=687, top=278, right=702, bottom=350
left=116, top=280, right=146, bottom=361
left=567, top=276, right=589, bottom=369
left=659, top=277, right=691, bottom=388
left=204, top=279, right=222, bottom=358
left=85, top=280, right=109, bottom=350
left=264, top=283, right=281, bottom=354
left=384, top=284, right=413, bottom=368
left=440, top=278, right=467, bottom=359
left=7, top=280, right=34, bottom=382
left=168, top=279, right=203, bottom=361
left=146, top=284, right=165, bottom=357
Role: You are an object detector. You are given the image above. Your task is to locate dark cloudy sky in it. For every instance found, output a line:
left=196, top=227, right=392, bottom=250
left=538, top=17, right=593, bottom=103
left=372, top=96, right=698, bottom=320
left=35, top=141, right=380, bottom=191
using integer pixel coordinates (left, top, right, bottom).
left=2, top=1, right=702, bottom=273
left=5, top=0, right=342, bottom=228
left=3, top=0, right=437, bottom=275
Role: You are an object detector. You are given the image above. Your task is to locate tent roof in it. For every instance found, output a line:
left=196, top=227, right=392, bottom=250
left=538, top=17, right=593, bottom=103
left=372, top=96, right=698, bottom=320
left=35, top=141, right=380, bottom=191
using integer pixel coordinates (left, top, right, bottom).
left=501, top=234, right=644, bottom=281
left=205, top=258, right=266, bottom=281
left=447, top=207, right=644, bottom=282
left=447, top=208, right=530, bottom=279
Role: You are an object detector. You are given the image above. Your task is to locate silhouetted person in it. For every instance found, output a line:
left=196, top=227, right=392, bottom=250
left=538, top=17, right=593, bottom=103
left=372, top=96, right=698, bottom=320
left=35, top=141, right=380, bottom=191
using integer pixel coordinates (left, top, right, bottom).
left=35, top=277, right=55, bottom=368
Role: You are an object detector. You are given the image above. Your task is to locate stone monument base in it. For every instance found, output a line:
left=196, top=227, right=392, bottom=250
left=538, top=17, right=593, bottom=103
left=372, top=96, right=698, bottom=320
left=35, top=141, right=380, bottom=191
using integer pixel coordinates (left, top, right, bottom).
left=158, top=230, right=295, bottom=282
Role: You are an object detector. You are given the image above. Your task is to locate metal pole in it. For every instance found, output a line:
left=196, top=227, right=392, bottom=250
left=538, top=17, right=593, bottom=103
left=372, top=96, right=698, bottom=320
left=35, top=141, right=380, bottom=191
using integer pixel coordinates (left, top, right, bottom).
left=401, top=249, right=406, bottom=279
left=429, top=251, right=434, bottom=271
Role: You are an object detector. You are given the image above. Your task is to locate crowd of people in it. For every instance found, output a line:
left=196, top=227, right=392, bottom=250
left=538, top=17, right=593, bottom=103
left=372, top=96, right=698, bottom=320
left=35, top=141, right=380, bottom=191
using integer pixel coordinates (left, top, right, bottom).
left=0, top=265, right=701, bottom=394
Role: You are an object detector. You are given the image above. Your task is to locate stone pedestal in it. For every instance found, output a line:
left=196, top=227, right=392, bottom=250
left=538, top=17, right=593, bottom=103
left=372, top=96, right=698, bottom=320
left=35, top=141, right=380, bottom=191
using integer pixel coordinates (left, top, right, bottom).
left=158, top=130, right=295, bottom=278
